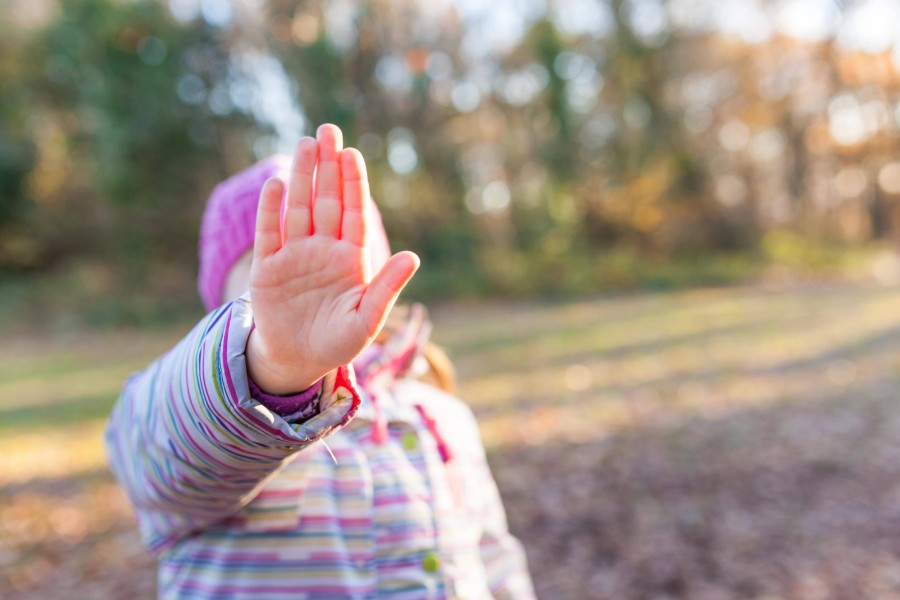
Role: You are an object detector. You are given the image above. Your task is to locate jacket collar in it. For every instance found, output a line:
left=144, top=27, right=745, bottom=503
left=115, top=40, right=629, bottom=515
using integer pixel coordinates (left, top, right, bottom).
left=350, top=303, right=432, bottom=425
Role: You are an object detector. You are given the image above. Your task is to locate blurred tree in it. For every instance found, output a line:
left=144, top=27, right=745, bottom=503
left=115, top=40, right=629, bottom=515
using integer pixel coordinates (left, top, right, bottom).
left=2, top=0, right=262, bottom=280
left=0, top=9, right=40, bottom=270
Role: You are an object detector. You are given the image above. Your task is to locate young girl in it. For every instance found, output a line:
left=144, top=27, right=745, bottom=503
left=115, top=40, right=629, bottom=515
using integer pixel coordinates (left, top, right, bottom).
left=105, top=124, right=535, bottom=599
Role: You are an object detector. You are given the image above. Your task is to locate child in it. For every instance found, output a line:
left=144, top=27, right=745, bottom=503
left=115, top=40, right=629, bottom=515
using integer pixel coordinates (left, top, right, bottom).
left=106, top=124, right=536, bottom=599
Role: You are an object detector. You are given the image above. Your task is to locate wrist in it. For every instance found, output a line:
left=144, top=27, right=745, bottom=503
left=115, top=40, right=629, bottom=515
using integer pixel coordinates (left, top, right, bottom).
left=246, top=329, right=327, bottom=395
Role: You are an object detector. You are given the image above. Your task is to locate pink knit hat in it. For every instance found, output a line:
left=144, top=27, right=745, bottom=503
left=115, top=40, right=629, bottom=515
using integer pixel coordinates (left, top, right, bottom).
left=198, top=154, right=392, bottom=311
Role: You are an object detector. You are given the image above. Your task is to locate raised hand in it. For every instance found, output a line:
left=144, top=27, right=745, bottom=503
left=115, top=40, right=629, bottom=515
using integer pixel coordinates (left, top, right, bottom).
left=246, top=125, right=419, bottom=395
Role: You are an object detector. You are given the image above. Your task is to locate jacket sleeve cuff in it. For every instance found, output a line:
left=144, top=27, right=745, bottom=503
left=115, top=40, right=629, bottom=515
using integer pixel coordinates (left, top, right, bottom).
left=225, top=294, right=361, bottom=447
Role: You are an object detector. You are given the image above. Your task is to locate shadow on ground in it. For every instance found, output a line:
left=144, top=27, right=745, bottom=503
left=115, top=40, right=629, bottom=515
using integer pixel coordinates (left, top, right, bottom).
left=492, top=380, right=900, bottom=599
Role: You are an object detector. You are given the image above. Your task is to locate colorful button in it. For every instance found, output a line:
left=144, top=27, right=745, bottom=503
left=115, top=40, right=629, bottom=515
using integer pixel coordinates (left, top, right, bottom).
left=402, top=432, right=418, bottom=450
left=422, top=551, right=440, bottom=573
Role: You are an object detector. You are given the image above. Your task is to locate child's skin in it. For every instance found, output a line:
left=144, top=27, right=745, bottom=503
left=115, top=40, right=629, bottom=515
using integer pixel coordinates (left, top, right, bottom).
left=242, top=124, right=420, bottom=395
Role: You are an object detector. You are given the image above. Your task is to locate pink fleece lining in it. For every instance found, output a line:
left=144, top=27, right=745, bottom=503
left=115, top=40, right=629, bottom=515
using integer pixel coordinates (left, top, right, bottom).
left=248, top=376, right=322, bottom=421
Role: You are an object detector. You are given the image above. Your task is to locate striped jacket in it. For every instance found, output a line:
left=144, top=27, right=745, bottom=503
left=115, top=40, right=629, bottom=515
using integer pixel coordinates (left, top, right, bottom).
left=105, top=295, right=535, bottom=599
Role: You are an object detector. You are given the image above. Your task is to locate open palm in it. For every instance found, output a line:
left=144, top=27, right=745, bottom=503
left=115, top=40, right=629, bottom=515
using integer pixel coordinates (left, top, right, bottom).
left=246, top=125, right=419, bottom=395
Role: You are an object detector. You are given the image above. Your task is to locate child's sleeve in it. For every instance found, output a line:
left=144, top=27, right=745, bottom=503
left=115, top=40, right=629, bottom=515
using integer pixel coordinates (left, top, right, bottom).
left=104, top=293, right=360, bottom=554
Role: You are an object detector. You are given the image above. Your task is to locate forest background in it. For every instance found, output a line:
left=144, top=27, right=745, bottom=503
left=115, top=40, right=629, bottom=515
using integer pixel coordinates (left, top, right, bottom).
left=3, top=0, right=900, bottom=331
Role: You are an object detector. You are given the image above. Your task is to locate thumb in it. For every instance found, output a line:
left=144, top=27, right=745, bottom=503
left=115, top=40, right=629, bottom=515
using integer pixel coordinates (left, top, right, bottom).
left=359, top=251, right=420, bottom=337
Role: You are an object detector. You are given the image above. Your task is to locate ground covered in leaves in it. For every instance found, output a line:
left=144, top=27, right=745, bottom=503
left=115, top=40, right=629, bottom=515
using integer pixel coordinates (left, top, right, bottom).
left=4, top=284, right=900, bottom=599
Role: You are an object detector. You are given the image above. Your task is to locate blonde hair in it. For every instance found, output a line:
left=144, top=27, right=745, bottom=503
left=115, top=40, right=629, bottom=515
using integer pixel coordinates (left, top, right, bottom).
left=420, top=342, right=456, bottom=394
left=377, top=305, right=456, bottom=394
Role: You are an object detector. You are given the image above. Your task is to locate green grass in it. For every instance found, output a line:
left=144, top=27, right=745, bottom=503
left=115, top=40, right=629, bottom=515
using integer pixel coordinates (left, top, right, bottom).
left=0, top=393, right=118, bottom=433
left=0, top=239, right=882, bottom=336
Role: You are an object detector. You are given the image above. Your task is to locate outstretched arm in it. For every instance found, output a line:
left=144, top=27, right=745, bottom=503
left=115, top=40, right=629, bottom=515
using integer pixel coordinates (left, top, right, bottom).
left=106, top=125, right=418, bottom=552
